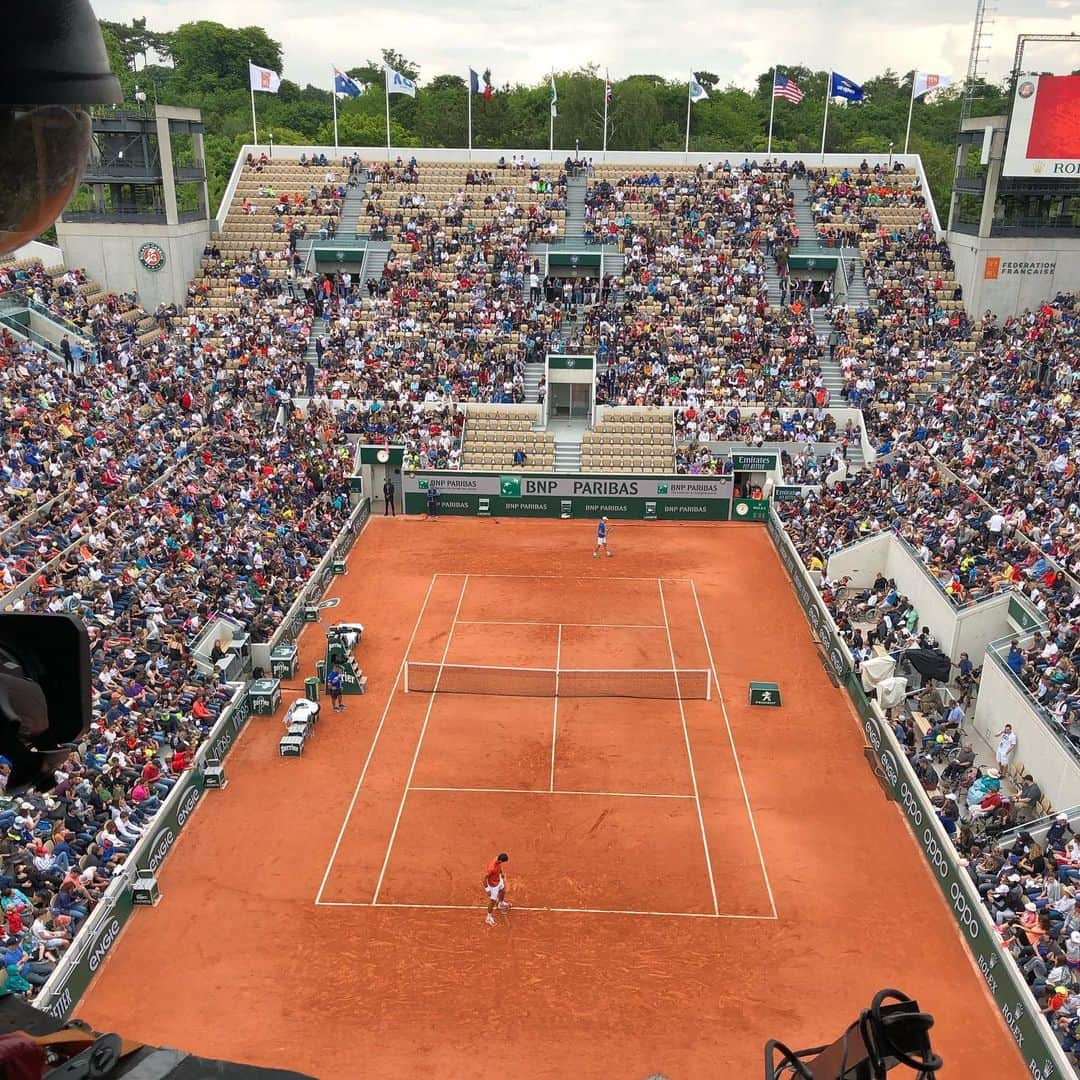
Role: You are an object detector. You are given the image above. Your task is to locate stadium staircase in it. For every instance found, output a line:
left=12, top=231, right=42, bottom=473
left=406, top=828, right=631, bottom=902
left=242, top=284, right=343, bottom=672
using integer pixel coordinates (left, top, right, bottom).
left=554, top=437, right=582, bottom=473
left=563, top=172, right=587, bottom=240
left=336, top=171, right=368, bottom=238
left=361, top=240, right=392, bottom=283
left=789, top=176, right=828, bottom=257
left=523, top=361, right=544, bottom=402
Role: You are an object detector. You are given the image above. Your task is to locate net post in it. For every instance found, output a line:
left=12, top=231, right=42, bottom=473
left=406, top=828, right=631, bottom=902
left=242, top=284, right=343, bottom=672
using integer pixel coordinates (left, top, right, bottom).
left=706, top=668, right=712, bottom=701
left=403, top=661, right=409, bottom=693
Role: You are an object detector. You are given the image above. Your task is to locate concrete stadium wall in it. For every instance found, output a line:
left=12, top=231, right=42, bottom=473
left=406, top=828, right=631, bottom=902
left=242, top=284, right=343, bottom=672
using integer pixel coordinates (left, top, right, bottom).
left=55, top=219, right=210, bottom=310
left=973, top=653, right=1080, bottom=813
left=947, top=232, right=1080, bottom=319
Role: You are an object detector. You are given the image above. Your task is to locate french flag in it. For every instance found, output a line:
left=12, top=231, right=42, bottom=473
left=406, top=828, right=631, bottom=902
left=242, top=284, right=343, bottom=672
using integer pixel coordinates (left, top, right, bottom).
left=469, top=68, right=493, bottom=100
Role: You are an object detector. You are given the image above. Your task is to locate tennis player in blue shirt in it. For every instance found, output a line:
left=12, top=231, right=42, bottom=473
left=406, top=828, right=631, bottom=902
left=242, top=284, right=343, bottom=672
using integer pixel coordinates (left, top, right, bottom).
left=593, top=516, right=612, bottom=558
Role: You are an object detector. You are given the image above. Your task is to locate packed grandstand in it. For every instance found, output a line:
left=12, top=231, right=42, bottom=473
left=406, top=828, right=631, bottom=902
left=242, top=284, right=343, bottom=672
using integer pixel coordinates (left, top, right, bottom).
left=0, top=147, right=1078, bottom=1063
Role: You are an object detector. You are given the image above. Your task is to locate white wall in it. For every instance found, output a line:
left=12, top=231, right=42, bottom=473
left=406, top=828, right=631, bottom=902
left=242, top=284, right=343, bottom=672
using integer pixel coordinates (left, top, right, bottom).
left=826, top=532, right=1015, bottom=660
left=973, top=657, right=1080, bottom=813
left=6, top=240, right=63, bottom=266
left=55, top=219, right=211, bottom=310
left=947, top=232, right=1080, bottom=319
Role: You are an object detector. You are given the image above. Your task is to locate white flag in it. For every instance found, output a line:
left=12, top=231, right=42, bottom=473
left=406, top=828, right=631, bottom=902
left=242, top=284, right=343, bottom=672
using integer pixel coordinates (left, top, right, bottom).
left=385, top=66, right=417, bottom=97
left=550, top=74, right=558, bottom=118
left=249, top=62, right=282, bottom=94
left=689, top=76, right=709, bottom=103
left=913, top=72, right=952, bottom=99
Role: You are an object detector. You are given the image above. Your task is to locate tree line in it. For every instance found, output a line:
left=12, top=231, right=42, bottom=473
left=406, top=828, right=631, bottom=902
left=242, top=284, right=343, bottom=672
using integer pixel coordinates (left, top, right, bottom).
left=99, top=18, right=1014, bottom=217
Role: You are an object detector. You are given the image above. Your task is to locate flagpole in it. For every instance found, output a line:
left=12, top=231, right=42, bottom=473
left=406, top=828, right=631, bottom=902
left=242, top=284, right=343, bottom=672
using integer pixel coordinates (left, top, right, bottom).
left=602, top=69, right=609, bottom=158
left=332, top=69, right=340, bottom=151
left=549, top=72, right=554, bottom=161
left=820, top=71, right=832, bottom=162
left=684, top=79, right=692, bottom=158
left=468, top=76, right=473, bottom=158
left=384, top=68, right=392, bottom=159
left=249, top=59, right=259, bottom=147
left=904, top=76, right=916, bottom=155
left=767, top=67, right=777, bottom=155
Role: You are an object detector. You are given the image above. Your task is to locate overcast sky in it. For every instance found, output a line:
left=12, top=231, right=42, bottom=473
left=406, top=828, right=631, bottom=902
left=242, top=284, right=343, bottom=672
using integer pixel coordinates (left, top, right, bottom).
left=96, top=0, right=1079, bottom=92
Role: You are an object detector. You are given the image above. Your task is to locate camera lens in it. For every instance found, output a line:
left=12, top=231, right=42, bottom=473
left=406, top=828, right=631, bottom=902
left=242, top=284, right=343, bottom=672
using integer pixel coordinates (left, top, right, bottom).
left=0, top=104, right=91, bottom=255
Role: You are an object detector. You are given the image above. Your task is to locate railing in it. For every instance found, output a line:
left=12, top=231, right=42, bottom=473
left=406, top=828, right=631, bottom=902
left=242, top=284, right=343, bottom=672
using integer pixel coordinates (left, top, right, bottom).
left=986, top=632, right=1080, bottom=766
left=60, top=210, right=168, bottom=225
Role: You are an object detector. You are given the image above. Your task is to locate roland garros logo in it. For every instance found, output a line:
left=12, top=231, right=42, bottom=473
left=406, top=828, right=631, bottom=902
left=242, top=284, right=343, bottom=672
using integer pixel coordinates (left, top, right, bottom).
left=138, top=242, right=166, bottom=272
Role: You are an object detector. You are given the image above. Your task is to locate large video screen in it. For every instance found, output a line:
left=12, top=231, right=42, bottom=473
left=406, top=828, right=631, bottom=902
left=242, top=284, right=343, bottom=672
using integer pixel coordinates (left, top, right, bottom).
left=1002, top=74, right=1080, bottom=178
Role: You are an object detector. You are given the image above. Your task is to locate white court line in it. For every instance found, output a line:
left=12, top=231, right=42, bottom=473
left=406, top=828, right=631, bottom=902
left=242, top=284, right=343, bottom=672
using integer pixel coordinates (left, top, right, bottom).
left=456, top=620, right=667, bottom=629
left=551, top=623, right=561, bottom=791
left=371, top=575, right=470, bottom=904
left=316, top=900, right=774, bottom=920
left=409, top=786, right=695, bottom=799
left=658, top=579, right=720, bottom=917
left=314, top=573, right=439, bottom=905
left=689, top=578, right=779, bottom=920
left=435, top=572, right=693, bottom=582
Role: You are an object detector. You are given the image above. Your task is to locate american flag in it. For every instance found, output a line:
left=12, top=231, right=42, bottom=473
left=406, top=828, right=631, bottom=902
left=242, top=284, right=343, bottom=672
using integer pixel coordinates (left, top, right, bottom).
left=605, top=74, right=612, bottom=103
left=773, top=73, right=804, bottom=104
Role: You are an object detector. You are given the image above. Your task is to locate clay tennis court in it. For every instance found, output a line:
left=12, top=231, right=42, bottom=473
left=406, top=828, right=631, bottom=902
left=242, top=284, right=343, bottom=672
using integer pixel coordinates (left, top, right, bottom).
left=78, top=517, right=1027, bottom=1079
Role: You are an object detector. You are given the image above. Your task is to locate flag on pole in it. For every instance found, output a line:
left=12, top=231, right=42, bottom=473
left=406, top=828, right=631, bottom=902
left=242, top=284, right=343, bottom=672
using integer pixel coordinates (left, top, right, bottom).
left=469, top=68, right=493, bottom=100
left=385, top=66, right=417, bottom=97
left=773, top=72, right=804, bottom=104
left=829, top=72, right=864, bottom=102
left=912, top=72, right=952, bottom=98
left=550, top=74, right=558, bottom=117
left=605, top=75, right=612, bottom=103
left=249, top=62, right=281, bottom=93
left=689, top=76, right=709, bottom=103
left=334, top=66, right=362, bottom=97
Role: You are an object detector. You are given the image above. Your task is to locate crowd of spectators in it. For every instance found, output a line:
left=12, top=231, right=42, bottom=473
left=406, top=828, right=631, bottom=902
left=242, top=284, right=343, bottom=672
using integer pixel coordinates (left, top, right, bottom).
left=0, top=249, right=355, bottom=998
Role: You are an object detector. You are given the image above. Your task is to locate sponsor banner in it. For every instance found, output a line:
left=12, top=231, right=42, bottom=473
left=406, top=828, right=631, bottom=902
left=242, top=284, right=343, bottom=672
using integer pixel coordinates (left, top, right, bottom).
left=860, top=701, right=1071, bottom=1077
left=730, top=453, right=778, bottom=472
left=1008, top=594, right=1045, bottom=633
left=773, top=486, right=802, bottom=503
left=35, top=690, right=253, bottom=1022
left=404, top=472, right=734, bottom=501
left=404, top=492, right=732, bottom=520
left=37, top=891, right=134, bottom=1020
left=548, top=354, right=595, bottom=370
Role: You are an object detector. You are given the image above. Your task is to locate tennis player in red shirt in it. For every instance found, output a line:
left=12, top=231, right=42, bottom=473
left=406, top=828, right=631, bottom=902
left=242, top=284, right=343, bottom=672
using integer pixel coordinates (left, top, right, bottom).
left=483, top=852, right=510, bottom=926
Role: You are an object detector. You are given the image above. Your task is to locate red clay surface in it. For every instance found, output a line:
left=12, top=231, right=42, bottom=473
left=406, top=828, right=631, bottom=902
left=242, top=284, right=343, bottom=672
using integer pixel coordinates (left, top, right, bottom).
left=78, top=517, right=1028, bottom=1079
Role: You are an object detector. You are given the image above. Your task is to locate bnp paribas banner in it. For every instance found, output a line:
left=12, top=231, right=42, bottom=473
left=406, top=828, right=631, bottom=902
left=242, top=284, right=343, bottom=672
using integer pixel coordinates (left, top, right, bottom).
left=404, top=473, right=734, bottom=501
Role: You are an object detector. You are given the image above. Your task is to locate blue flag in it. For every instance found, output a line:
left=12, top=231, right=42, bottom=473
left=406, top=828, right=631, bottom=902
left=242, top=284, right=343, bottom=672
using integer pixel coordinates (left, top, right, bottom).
left=829, top=72, right=864, bottom=102
left=333, top=66, right=362, bottom=97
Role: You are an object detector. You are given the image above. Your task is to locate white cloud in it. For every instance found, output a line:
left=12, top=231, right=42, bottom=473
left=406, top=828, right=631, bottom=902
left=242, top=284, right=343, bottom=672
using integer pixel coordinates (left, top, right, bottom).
left=96, top=0, right=1079, bottom=92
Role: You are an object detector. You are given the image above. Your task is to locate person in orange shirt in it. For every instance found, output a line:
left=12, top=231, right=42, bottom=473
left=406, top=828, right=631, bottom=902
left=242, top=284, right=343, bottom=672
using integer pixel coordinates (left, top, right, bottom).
left=482, top=852, right=510, bottom=927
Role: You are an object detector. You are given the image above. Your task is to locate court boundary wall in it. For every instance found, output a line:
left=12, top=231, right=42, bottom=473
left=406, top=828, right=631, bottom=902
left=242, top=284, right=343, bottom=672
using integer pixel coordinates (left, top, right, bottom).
left=31, top=498, right=372, bottom=1022
left=766, top=509, right=1072, bottom=1080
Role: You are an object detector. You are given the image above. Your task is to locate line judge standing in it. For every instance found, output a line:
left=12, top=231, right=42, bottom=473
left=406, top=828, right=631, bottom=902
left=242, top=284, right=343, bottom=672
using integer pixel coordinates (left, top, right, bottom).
left=382, top=476, right=396, bottom=516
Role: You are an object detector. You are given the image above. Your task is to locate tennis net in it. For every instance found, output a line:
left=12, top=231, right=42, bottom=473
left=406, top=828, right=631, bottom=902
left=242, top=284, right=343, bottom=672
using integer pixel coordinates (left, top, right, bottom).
left=404, top=662, right=711, bottom=700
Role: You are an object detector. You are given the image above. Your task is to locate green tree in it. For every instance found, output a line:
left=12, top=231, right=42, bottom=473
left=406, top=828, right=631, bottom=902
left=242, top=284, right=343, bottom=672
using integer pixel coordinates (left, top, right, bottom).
left=168, top=22, right=282, bottom=91
left=353, top=50, right=420, bottom=87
